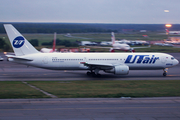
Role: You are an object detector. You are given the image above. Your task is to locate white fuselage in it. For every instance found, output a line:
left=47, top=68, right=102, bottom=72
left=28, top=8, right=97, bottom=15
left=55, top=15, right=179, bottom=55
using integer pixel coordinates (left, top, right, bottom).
left=40, top=48, right=54, bottom=53
left=9, top=52, right=179, bottom=71
left=112, top=43, right=130, bottom=51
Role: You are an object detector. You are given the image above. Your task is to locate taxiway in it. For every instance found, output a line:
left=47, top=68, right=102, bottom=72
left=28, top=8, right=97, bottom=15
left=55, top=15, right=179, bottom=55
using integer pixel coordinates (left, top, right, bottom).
left=0, top=97, right=180, bottom=120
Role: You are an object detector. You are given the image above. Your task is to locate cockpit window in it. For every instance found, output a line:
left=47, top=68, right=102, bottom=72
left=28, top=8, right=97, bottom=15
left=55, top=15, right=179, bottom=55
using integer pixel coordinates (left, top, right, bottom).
left=171, top=57, right=175, bottom=60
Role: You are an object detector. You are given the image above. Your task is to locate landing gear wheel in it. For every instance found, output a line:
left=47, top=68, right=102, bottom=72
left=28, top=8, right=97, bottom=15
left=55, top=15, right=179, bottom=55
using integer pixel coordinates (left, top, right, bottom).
left=86, top=68, right=101, bottom=77
left=92, top=73, right=101, bottom=77
left=163, top=68, right=168, bottom=77
left=163, top=72, right=167, bottom=77
left=87, top=71, right=91, bottom=76
left=92, top=72, right=96, bottom=77
left=96, top=74, right=101, bottom=77
left=86, top=71, right=101, bottom=77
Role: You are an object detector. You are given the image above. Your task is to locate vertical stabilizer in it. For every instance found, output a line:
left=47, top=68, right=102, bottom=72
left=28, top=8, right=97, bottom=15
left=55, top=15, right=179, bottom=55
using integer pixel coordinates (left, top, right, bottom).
left=52, top=32, right=56, bottom=52
left=111, top=32, right=115, bottom=45
left=165, top=29, right=169, bottom=35
left=4, top=24, right=39, bottom=56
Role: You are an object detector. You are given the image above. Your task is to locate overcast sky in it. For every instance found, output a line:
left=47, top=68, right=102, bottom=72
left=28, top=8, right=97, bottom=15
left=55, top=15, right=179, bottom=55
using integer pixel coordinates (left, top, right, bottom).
left=0, top=0, right=179, bottom=24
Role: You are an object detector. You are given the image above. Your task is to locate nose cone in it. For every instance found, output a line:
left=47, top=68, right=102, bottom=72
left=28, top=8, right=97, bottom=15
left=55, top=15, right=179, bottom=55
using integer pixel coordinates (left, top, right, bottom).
left=174, top=59, right=179, bottom=66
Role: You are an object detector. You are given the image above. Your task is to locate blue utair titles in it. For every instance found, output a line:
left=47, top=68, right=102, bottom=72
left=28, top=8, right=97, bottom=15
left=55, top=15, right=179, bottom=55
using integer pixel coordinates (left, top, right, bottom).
left=125, top=55, right=159, bottom=64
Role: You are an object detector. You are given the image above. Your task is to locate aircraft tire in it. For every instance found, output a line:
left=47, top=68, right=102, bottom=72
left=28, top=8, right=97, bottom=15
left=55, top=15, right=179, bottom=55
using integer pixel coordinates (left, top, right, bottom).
left=87, top=71, right=91, bottom=76
left=163, top=72, right=167, bottom=77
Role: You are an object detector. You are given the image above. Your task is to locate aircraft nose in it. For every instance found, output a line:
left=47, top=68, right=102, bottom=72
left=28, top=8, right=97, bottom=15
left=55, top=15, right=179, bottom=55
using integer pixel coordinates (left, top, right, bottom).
left=175, top=59, right=179, bottom=65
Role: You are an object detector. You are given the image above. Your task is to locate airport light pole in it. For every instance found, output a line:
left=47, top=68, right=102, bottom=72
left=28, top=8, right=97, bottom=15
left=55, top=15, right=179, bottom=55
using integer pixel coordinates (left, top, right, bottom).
left=165, top=24, right=172, bottom=40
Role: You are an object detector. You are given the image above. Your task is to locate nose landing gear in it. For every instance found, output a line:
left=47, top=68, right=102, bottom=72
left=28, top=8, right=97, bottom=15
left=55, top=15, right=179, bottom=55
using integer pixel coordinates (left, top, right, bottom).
left=163, top=68, right=168, bottom=76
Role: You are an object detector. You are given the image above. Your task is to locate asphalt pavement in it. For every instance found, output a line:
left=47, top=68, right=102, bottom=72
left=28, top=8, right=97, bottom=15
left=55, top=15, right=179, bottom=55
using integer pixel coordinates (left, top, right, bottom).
left=0, top=52, right=180, bottom=120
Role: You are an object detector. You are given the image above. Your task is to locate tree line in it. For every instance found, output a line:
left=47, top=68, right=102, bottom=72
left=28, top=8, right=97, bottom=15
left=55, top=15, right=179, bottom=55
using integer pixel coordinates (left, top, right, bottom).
left=1, top=23, right=179, bottom=34
left=0, top=38, right=79, bottom=52
left=28, top=39, right=79, bottom=47
left=41, top=39, right=79, bottom=47
left=0, top=23, right=116, bottom=33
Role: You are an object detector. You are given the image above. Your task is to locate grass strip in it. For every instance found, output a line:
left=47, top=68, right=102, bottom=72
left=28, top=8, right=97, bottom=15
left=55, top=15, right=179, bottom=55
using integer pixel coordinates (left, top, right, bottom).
left=0, top=81, right=50, bottom=99
left=28, top=80, right=180, bottom=98
left=0, top=80, right=180, bottom=99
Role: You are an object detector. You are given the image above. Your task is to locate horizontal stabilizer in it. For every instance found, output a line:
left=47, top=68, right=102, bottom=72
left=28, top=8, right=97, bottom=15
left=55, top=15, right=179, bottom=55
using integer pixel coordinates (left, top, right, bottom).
left=6, top=55, right=33, bottom=61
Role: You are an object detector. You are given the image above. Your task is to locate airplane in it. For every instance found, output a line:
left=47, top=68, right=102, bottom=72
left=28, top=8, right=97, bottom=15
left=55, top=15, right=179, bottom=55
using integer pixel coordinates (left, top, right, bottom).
left=4, top=24, right=179, bottom=77
left=40, top=32, right=57, bottom=53
left=110, top=32, right=131, bottom=52
left=110, top=32, right=150, bottom=52
left=166, top=29, right=180, bottom=35
left=93, top=32, right=131, bottom=52
left=95, top=32, right=150, bottom=52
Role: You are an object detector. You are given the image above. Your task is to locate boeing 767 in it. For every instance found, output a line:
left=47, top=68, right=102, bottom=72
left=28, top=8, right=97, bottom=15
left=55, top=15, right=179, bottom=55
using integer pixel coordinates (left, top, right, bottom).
left=4, top=24, right=179, bottom=77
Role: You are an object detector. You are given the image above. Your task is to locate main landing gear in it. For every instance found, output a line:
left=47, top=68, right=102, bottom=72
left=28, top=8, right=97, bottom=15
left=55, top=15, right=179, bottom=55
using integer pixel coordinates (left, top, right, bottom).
left=87, top=69, right=101, bottom=77
left=163, top=68, right=168, bottom=77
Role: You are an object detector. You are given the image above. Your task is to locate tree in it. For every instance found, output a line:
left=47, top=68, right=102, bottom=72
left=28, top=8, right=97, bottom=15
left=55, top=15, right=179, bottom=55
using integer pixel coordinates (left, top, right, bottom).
left=0, top=38, right=5, bottom=49
left=41, top=41, right=52, bottom=46
left=0, top=38, right=11, bottom=51
left=3, top=44, right=10, bottom=51
left=64, top=40, right=71, bottom=47
left=29, top=39, right=39, bottom=47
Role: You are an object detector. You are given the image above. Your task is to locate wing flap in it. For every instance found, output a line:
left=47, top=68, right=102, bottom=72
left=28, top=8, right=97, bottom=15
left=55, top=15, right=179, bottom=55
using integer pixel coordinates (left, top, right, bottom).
left=80, top=62, right=114, bottom=70
left=81, top=62, right=113, bottom=67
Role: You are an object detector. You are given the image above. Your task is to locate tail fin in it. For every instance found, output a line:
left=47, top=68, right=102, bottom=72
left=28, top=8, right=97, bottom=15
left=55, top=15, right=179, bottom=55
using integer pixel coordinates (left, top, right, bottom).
left=4, top=24, right=39, bottom=56
left=165, top=29, right=169, bottom=35
left=52, top=32, right=56, bottom=52
left=111, top=32, right=115, bottom=45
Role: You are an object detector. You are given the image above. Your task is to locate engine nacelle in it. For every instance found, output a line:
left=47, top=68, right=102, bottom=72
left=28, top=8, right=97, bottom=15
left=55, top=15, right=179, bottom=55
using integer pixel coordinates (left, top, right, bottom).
left=104, top=65, right=129, bottom=75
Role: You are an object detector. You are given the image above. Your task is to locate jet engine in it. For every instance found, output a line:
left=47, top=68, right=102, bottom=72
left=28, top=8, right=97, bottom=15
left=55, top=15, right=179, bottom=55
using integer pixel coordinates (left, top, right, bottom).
left=104, top=65, right=129, bottom=75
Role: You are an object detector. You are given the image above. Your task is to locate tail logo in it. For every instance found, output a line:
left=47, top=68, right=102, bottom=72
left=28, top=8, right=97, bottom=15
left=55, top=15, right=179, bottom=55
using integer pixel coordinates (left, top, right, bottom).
left=13, top=36, right=25, bottom=48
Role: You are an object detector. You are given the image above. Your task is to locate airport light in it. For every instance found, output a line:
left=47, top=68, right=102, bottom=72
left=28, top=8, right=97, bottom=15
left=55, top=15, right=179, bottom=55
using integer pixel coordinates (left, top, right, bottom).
left=165, top=24, right=172, bottom=28
left=164, top=10, right=169, bottom=13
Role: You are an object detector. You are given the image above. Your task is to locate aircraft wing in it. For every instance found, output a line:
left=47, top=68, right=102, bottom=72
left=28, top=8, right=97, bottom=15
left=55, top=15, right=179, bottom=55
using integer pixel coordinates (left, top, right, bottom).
left=6, top=55, right=33, bottom=61
left=132, top=45, right=151, bottom=49
left=80, top=62, right=114, bottom=70
left=90, top=45, right=150, bottom=49
left=89, top=46, right=111, bottom=49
